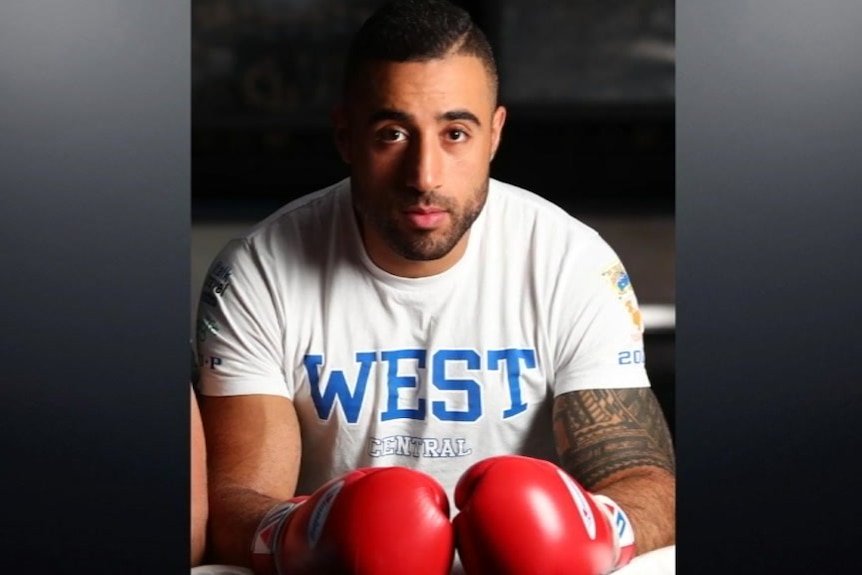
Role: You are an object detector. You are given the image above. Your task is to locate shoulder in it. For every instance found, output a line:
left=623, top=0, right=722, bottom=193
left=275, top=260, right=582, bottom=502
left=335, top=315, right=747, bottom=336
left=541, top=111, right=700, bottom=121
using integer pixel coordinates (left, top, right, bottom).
left=245, top=178, right=349, bottom=242
left=217, top=179, right=349, bottom=258
left=484, top=180, right=631, bottom=298
left=488, top=179, right=599, bottom=238
left=202, top=179, right=349, bottom=284
left=486, top=178, right=607, bottom=257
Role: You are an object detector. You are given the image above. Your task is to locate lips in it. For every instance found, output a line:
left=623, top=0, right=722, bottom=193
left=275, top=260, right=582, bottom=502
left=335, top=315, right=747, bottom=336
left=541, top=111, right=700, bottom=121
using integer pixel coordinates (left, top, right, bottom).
left=403, top=207, right=448, bottom=229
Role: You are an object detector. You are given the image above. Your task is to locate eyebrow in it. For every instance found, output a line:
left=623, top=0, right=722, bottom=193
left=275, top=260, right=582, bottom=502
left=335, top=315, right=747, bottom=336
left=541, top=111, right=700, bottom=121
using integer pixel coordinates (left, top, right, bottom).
left=441, top=109, right=481, bottom=126
left=368, top=108, right=482, bottom=127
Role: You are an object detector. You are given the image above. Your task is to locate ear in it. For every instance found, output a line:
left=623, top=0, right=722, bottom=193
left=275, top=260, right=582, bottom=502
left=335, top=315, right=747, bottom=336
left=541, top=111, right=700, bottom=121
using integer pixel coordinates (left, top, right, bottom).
left=489, top=105, right=507, bottom=161
left=331, top=104, right=351, bottom=164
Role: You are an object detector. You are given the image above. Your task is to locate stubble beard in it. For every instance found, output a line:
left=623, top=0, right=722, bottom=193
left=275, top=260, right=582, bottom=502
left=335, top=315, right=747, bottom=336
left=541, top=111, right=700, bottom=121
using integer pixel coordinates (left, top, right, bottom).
left=358, top=180, right=489, bottom=262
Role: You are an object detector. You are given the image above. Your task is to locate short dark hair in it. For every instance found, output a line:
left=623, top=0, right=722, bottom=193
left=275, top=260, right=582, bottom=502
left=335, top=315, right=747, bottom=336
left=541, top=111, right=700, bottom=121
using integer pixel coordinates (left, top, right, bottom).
left=343, top=0, right=498, bottom=103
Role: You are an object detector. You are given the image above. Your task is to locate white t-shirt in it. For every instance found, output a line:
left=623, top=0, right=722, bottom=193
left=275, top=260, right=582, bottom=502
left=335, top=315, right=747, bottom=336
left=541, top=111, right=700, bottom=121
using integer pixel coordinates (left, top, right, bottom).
left=195, top=178, right=650, bottom=500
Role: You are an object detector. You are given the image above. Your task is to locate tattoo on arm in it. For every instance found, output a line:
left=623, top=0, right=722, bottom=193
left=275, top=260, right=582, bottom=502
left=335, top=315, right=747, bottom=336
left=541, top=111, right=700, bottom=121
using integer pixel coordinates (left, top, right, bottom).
left=553, top=388, right=675, bottom=489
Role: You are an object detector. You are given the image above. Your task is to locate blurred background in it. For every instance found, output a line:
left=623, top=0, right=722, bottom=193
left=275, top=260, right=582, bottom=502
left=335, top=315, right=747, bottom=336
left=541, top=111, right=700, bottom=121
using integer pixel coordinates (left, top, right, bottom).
left=191, top=0, right=675, bottom=437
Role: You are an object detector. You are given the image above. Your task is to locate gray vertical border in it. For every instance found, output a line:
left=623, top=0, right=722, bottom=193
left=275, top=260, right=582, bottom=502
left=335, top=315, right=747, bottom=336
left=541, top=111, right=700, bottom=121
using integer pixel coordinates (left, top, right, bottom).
left=678, top=0, right=862, bottom=571
left=0, top=1, right=190, bottom=571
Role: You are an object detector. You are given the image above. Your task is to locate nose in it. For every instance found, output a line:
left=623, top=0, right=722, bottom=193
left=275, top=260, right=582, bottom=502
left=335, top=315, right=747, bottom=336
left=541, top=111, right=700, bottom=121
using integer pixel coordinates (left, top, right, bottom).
left=404, top=133, right=444, bottom=193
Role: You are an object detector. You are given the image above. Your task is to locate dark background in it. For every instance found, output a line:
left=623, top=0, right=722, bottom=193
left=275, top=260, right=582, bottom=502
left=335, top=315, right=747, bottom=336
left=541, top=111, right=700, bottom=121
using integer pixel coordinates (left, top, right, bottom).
left=192, top=0, right=674, bottom=217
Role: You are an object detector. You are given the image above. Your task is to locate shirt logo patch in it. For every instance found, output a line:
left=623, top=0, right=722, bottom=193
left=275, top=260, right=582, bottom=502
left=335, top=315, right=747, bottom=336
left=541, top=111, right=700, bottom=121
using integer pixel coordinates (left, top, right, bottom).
left=602, top=262, right=633, bottom=296
left=624, top=300, right=644, bottom=333
left=201, top=261, right=233, bottom=306
left=603, top=261, right=644, bottom=339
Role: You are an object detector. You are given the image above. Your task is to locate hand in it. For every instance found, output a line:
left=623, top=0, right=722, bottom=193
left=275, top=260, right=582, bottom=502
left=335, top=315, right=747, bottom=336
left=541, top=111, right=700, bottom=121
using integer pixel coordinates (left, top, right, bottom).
left=252, top=466, right=455, bottom=575
left=453, top=455, right=635, bottom=575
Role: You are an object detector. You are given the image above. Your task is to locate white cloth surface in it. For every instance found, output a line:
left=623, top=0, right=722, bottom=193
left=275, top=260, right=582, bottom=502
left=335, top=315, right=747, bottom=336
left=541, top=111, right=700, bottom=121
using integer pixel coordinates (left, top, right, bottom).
left=615, top=545, right=676, bottom=575
left=447, top=544, right=674, bottom=575
left=190, top=545, right=674, bottom=575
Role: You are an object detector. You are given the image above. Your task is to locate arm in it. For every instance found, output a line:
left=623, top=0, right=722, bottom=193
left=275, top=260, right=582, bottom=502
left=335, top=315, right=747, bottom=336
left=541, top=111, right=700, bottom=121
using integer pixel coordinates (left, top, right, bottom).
left=199, top=393, right=302, bottom=568
left=191, top=386, right=208, bottom=566
left=553, top=387, right=676, bottom=554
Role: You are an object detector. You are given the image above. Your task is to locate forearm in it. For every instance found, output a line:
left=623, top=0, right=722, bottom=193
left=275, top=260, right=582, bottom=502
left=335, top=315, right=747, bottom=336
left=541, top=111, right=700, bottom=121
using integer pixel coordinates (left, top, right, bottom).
left=199, top=394, right=303, bottom=567
left=191, top=468, right=208, bottom=565
left=552, top=388, right=676, bottom=556
left=595, top=468, right=675, bottom=555
left=191, top=387, right=208, bottom=565
left=209, top=485, right=288, bottom=568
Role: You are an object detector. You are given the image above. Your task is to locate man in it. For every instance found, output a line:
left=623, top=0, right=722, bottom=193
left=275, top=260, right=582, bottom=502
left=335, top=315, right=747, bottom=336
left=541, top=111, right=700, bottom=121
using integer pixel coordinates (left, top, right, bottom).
left=195, top=0, right=675, bottom=573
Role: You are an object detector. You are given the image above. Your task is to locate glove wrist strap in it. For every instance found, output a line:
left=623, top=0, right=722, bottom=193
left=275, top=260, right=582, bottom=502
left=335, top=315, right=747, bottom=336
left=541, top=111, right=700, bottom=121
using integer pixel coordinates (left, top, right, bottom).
left=592, top=494, right=637, bottom=569
left=251, top=500, right=303, bottom=575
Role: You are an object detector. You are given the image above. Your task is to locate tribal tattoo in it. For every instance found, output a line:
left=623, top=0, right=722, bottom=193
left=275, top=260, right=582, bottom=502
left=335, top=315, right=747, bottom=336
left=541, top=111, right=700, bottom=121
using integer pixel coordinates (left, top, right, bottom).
left=552, top=387, right=676, bottom=489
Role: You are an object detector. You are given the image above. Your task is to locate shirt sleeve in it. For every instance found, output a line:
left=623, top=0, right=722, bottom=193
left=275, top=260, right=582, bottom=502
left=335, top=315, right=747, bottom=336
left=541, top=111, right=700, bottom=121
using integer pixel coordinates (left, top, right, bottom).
left=194, top=237, right=293, bottom=399
left=551, top=234, right=652, bottom=396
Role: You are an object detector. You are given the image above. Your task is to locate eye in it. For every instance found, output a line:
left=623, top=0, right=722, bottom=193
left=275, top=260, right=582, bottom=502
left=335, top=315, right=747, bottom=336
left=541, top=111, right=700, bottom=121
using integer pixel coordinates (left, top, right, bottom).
left=446, top=128, right=469, bottom=142
left=377, top=128, right=407, bottom=143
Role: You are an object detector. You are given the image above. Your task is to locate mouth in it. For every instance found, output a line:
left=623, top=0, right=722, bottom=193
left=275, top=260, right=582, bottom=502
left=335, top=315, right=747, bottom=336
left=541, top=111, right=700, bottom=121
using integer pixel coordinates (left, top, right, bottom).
left=402, top=207, right=449, bottom=230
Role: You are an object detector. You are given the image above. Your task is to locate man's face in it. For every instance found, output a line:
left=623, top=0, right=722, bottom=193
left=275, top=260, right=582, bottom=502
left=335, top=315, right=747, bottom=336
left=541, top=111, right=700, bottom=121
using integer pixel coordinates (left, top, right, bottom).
left=335, top=54, right=506, bottom=276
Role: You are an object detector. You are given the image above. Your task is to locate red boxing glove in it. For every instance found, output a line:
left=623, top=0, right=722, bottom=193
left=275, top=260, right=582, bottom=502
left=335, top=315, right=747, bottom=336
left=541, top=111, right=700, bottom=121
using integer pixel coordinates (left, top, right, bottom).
left=252, top=467, right=454, bottom=575
left=453, top=455, right=636, bottom=575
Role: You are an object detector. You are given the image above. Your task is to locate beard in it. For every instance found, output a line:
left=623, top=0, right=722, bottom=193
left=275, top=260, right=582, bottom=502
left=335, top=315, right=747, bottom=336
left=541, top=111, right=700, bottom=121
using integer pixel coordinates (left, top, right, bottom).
left=355, top=181, right=489, bottom=261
